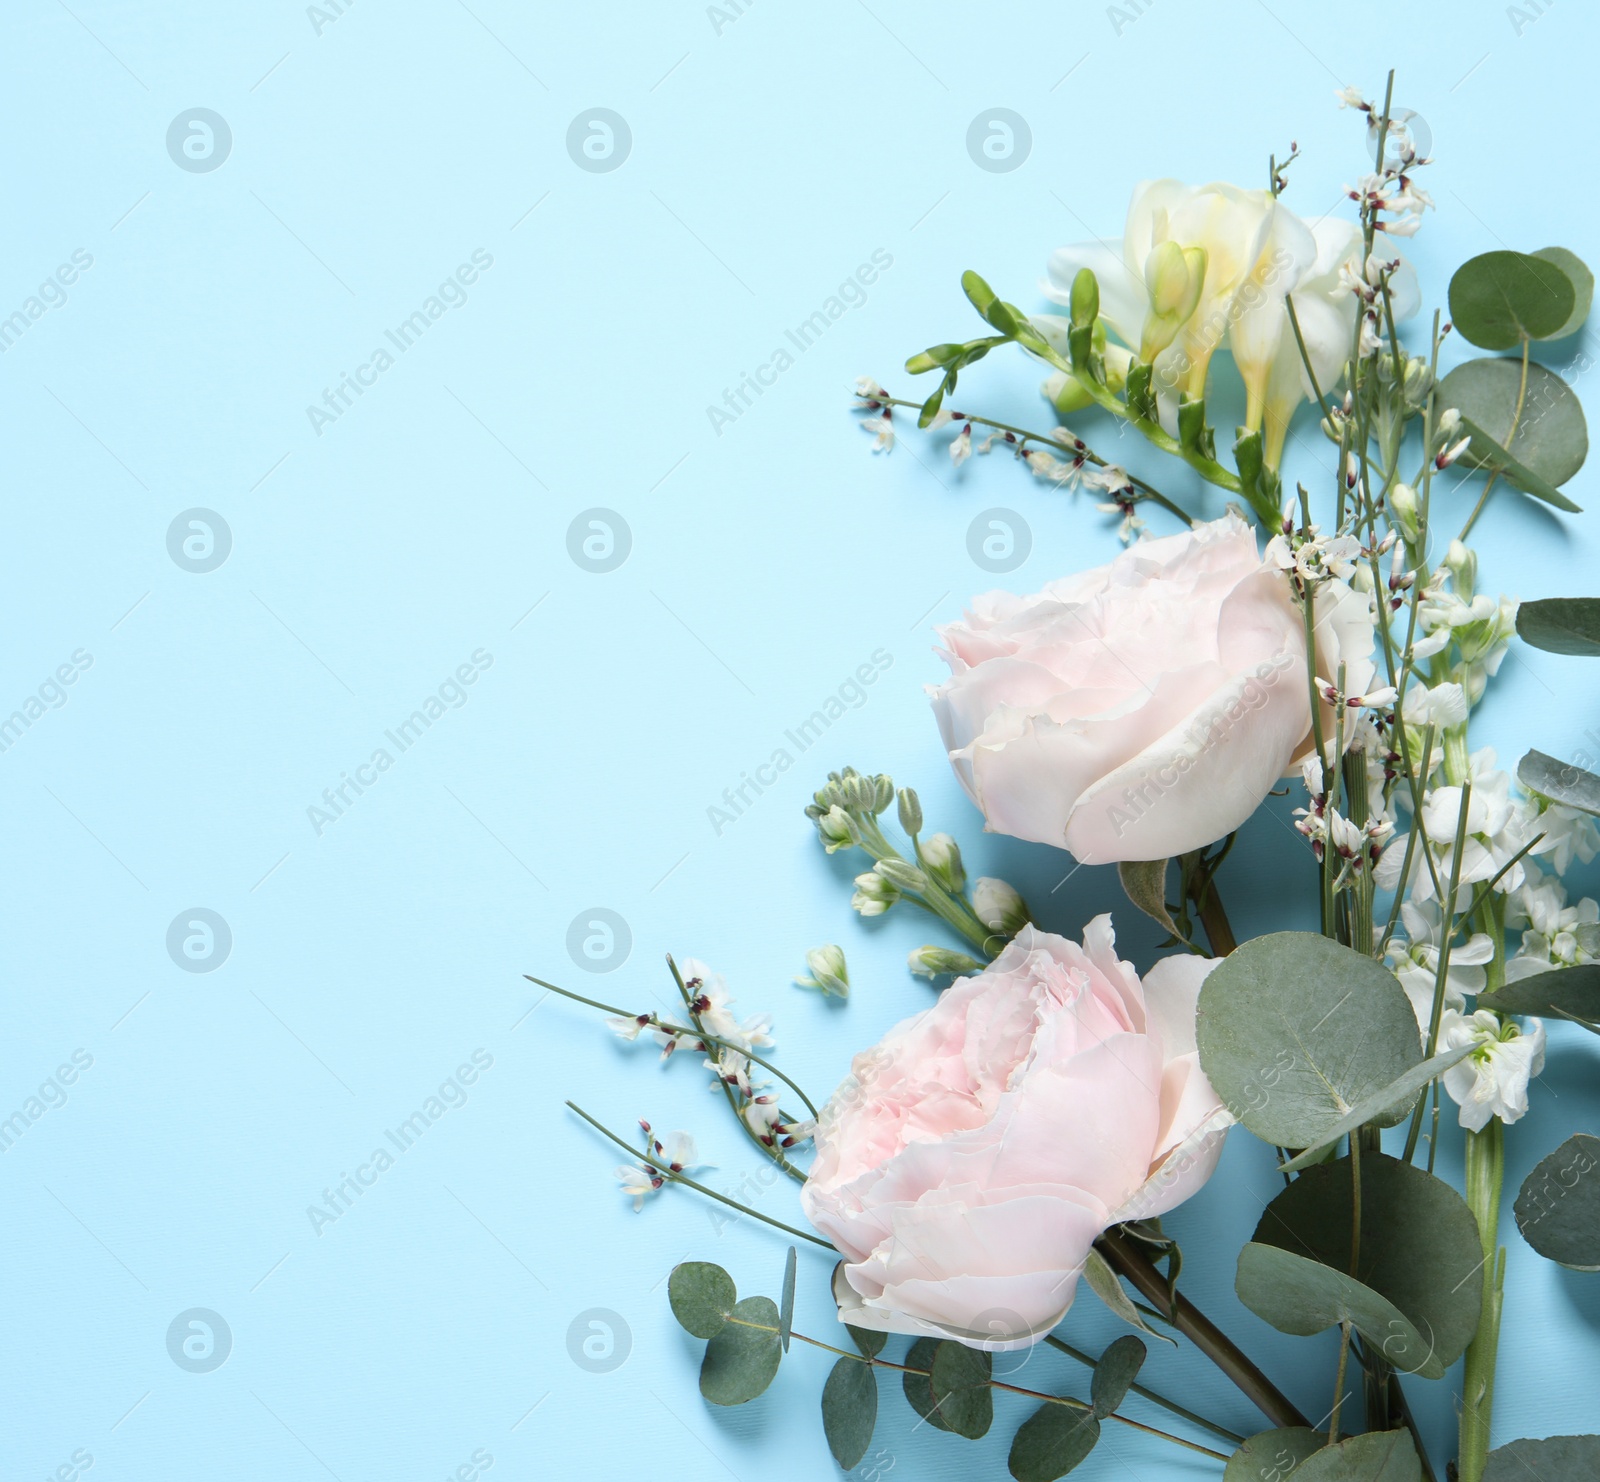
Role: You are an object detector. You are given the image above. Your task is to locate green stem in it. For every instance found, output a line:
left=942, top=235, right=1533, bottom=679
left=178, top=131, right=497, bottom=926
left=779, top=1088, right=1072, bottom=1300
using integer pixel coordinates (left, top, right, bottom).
left=869, top=395, right=1196, bottom=527
left=1459, top=335, right=1530, bottom=541
left=1044, top=1336, right=1244, bottom=1446
left=1096, top=1229, right=1309, bottom=1430
left=566, top=1101, right=833, bottom=1248
left=1458, top=1120, right=1506, bottom=1482
left=1329, top=1320, right=1353, bottom=1445
left=527, top=975, right=819, bottom=1118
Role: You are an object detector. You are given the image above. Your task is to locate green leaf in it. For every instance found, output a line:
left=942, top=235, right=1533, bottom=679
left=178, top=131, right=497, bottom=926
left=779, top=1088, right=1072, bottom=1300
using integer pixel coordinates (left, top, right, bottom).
left=917, top=384, right=945, bottom=429
left=669, top=1261, right=738, bottom=1339
left=902, top=1337, right=952, bottom=1432
left=930, top=1341, right=993, bottom=1439
left=847, top=1323, right=886, bottom=1358
left=1178, top=395, right=1216, bottom=460
left=1483, top=1435, right=1600, bottom=1480
left=1514, top=1133, right=1600, bottom=1271
left=1125, top=361, right=1158, bottom=424
left=1195, top=931, right=1423, bottom=1149
left=1533, top=247, right=1595, bottom=340
left=1448, top=250, right=1575, bottom=350
left=1437, top=359, right=1587, bottom=509
left=778, top=1246, right=796, bottom=1352
left=1479, top=963, right=1600, bottom=1020
left=821, top=1356, right=878, bottom=1470
left=1115, top=860, right=1177, bottom=938
left=1081, top=1246, right=1176, bottom=1345
left=1224, top=1428, right=1327, bottom=1482
left=1008, top=1402, right=1101, bottom=1482
left=1241, top=1153, right=1484, bottom=1378
left=1236, top=1245, right=1443, bottom=1379
left=1518, top=748, right=1600, bottom=816
left=1089, top=1336, right=1145, bottom=1419
left=1297, top=1430, right=1421, bottom=1481
left=1517, top=597, right=1600, bottom=656
left=1276, top=1043, right=1476, bottom=1173
left=699, top=1295, right=782, bottom=1405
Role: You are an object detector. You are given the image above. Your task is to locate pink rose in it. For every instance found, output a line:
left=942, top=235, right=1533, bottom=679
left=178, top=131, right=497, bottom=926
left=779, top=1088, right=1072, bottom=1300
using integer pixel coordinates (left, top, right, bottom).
left=800, top=919, right=1228, bottom=1349
left=927, top=513, right=1376, bottom=863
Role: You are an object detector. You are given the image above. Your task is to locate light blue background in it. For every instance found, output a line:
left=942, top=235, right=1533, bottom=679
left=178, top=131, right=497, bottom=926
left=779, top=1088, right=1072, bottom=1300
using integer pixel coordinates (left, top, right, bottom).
left=2, top=1, right=1597, bottom=1477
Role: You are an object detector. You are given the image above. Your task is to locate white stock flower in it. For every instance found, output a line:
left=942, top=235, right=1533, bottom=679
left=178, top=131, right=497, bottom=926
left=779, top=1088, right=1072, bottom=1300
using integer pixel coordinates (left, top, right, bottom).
left=1387, top=900, right=1493, bottom=1031
left=1382, top=750, right=1529, bottom=905
left=1439, top=1010, right=1546, bottom=1131
left=1505, top=867, right=1600, bottom=981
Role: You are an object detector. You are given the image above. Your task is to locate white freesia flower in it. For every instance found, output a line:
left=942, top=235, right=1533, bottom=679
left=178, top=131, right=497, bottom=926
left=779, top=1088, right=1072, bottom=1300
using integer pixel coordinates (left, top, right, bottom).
left=1439, top=1010, right=1546, bottom=1131
left=1044, top=180, right=1315, bottom=413
left=1259, top=217, right=1418, bottom=468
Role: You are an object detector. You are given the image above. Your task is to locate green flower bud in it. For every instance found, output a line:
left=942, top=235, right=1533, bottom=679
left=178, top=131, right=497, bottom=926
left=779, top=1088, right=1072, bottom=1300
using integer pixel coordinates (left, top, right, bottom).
left=817, top=805, right=859, bottom=854
left=907, top=946, right=983, bottom=980
left=972, top=876, right=1030, bottom=937
left=919, top=832, right=965, bottom=893
left=796, top=944, right=850, bottom=998
left=1444, top=538, right=1477, bottom=600
left=872, top=774, right=895, bottom=815
left=874, top=857, right=929, bottom=894
left=1389, top=482, right=1419, bottom=545
left=851, top=870, right=900, bottom=917
left=1070, top=267, right=1100, bottom=330
left=897, top=786, right=923, bottom=837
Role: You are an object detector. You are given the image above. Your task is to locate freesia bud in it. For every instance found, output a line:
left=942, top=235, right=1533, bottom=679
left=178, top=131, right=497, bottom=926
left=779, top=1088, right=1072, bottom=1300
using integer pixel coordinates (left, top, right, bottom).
left=972, top=876, right=1030, bottom=937
left=907, top=946, right=984, bottom=980
left=919, top=832, right=965, bottom=892
left=796, top=944, right=850, bottom=998
left=1070, top=267, right=1099, bottom=330
left=1139, top=242, right=1206, bottom=362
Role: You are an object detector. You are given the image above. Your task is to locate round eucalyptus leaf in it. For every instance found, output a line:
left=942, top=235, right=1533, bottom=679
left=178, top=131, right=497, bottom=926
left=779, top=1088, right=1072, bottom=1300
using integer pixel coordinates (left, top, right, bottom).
left=1436, top=358, right=1588, bottom=496
left=1516, top=597, right=1600, bottom=657
left=699, top=1295, right=782, bottom=1405
left=1517, top=749, right=1600, bottom=816
left=1449, top=250, right=1576, bottom=349
left=846, top=1323, right=887, bottom=1358
left=903, top=1337, right=952, bottom=1432
left=930, top=1340, right=993, bottom=1438
left=1514, top=1134, right=1600, bottom=1271
left=1008, top=1401, right=1101, bottom=1482
left=1297, top=1430, right=1421, bottom=1481
left=1088, top=1335, right=1145, bottom=1419
left=1196, top=931, right=1422, bottom=1148
left=1225, top=1428, right=1326, bottom=1482
left=821, top=1355, right=878, bottom=1470
left=1250, top=1153, right=1483, bottom=1373
left=1235, top=1244, right=1446, bottom=1379
left=1484, top=1435, right=1600, bottom=1480
left=1533, top=247, right=1595, bottom=339
left=669, top=1260, right=738, bottom=1339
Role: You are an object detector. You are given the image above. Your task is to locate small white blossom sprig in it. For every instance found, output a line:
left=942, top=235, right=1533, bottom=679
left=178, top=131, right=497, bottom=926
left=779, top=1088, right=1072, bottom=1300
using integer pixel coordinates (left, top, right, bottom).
left=616, top=1123, right=701, bottom=1211
left=530, top=956, right=821, bottom=1184
left=1336, top=85, right=1434, bottom=239
left=849, top=379, right=1193, bottom=537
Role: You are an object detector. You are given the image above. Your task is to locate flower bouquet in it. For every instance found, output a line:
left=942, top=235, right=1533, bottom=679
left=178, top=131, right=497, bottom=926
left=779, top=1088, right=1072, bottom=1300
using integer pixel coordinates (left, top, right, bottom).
left=547, top=76, right=1600, bottom=1482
